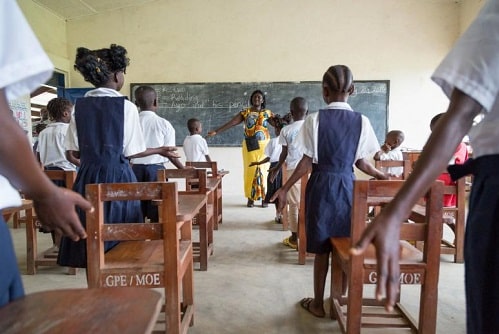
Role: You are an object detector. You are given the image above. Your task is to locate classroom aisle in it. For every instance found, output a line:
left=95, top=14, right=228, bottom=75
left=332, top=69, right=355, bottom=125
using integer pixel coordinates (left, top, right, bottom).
left=10, top=194, right=466, bottom=334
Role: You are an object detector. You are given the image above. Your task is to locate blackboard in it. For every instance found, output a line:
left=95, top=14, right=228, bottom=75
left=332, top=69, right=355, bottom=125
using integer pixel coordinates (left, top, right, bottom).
left=129, top=81, right=389, bottom=146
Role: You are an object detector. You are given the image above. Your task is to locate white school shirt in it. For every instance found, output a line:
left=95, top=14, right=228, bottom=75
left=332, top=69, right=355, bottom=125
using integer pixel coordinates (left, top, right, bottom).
left=296, top=102, right=379, bottom=164
left=377, top=147, right=404, bottom=176
left=183, top=134, right=210, bottom=162
left=264, top=137, right=282, bottom=163
left=131, top=110, right=174, bottom=165
left=432, top=0, right=499, bottom=159
left=279, top=120, right=305, bottom=170
left=0, top=0, right=54, bottom=209
left=65, top=88, right=146, bottom=158
left=36, top=122, right=77, bottom=171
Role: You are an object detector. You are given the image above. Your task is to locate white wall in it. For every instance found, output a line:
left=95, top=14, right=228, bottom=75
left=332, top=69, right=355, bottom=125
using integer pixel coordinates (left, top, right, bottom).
left=21, top=0, right=486, bottom=196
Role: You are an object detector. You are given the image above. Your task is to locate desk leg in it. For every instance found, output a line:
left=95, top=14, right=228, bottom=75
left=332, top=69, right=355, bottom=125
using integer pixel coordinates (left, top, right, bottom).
left=25, top=207, right=36, bottom=275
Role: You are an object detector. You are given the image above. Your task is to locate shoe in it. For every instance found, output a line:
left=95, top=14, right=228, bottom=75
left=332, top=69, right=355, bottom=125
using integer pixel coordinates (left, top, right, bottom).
left=247, top=199, right=254, bottom=207
left=261, top=201, right=269, bottom=208
left=283, top=236, right=297, bottom=250
left=274, top=215, right=282, bottom=224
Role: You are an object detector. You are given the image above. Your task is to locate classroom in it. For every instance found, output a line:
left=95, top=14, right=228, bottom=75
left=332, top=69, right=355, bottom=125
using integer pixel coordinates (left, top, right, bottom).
left=3, top=0, right=486, bottom=333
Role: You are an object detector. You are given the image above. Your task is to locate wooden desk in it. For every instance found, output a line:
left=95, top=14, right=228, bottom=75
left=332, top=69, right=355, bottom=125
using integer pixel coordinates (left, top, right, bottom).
left=0, top=288, right=162, bottom=334
left=2, top=200, right=33, bottom=223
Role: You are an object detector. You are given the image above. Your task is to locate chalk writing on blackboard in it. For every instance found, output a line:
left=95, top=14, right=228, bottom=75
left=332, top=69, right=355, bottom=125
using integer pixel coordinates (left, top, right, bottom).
left=130, top=81, right=389, bottom=147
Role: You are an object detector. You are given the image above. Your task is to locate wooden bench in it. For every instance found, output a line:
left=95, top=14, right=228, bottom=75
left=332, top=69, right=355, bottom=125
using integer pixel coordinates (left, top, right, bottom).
left=413, top=177, right=466, bottom=263
left=86, top=182, right=205, bottom=334
left=158, top=169, right=215, bottom=271
left=330, top=180, right=443, bottom=334
left=0, top=288, right=162, bottom=334
left=185, top=161, right=228, bottom=228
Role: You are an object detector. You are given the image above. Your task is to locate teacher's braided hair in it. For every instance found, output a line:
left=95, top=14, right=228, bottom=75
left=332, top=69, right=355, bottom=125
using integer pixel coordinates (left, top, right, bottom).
left=323, top=65, right=353, bottom=93
left=74, top=44, right=130, bottom=87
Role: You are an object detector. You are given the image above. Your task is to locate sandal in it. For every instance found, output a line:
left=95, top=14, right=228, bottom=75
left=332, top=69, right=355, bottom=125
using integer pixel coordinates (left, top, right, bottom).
left=299, top=298, right=325, bottom=318
left=283, top=236, right=297, bottom=250
left=246, top=199, right=254, bottom=207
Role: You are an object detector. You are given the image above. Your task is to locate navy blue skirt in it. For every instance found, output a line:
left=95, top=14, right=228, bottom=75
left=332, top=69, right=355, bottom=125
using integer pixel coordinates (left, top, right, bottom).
left=0, top=214, right=24, bottom=306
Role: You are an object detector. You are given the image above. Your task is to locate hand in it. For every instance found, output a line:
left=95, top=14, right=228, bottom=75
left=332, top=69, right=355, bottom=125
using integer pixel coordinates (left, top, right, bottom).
left=269, top=188, right=287, bottom=214
left=206, top=131, right=216, bottom=138
left=159, top=146, right=180, bottom=158
left=381, top=143, right=391, bottom=153
left=268, top=167, right=278, bottom=183
left=350, top=204, right=402, bottom=312
left=249, top=161, right=259, bottom=167
left=33, top=187, right=92, bottom=242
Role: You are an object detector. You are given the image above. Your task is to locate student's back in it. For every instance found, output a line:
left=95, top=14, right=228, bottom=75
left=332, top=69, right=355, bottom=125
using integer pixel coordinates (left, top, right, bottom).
left=183, top=118, right=211, bottom=162
left=37, top=97, right=76, bottom=172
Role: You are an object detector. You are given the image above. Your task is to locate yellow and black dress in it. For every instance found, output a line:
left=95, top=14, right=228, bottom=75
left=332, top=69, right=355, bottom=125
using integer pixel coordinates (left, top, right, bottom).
left=240, top=108, right=273, bottom=201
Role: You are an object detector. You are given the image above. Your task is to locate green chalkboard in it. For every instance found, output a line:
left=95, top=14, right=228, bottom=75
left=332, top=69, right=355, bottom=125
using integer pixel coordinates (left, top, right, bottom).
left=130, top=81, right=389, bottom=146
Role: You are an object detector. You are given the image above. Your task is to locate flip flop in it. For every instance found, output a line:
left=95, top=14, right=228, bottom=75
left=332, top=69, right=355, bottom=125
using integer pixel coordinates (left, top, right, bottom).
left=299, top=298, right=325, bottom=318
left=282, top=236, right=297, bottom=250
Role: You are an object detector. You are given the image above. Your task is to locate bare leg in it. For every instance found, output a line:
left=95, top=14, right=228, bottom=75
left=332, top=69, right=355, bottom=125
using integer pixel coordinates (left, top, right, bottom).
left=300, top=252, right=329, bottom=317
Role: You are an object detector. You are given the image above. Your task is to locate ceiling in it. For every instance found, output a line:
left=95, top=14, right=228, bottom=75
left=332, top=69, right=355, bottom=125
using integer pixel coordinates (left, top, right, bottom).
left=33, top=0, right=157, bottom=20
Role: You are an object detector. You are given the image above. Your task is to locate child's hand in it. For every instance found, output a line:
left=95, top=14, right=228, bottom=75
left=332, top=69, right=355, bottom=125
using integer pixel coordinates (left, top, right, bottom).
left=159, top=146, right=180, bottom=158
left=381, top=143, right=391, bottom=153
left=249, top=161, right=259, bottom=167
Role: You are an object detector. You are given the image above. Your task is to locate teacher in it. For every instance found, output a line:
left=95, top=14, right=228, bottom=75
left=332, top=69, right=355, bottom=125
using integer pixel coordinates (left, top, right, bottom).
left=208, top=90, right=273, bottom=207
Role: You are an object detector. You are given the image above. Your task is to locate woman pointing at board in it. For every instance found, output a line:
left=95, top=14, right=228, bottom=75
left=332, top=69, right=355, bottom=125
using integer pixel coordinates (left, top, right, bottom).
left=207, top=90, right=273, bottom=207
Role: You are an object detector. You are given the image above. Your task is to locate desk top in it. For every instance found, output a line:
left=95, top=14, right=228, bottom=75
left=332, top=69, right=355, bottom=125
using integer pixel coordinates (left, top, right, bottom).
left=177, top=193, right=207, bottom=221
left=0, top=288, right=161, bottom=334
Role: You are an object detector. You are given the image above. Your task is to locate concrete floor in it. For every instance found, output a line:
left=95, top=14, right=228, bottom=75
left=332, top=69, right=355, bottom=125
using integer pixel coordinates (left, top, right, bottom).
left=9, top=194, right=466, bottom=333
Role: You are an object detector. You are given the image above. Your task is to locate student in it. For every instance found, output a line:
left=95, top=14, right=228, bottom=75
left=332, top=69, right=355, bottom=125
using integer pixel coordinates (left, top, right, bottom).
left=271, top=65, right=387, bottom=318
left=352, top=2, right=499, bottom=332
left=0, top=0, right=90, bottom=307
left=249, top=124, right=283, bottom=219
left=373, top=130, right=405, bottom=177
left=36, top=97, right=78, bottom=171
left=36, top=97, right=78, bottom=244
left=269, top=97, right=308, bottom=249
left=183, top=118, right=212, bottom=162
left=430, top=113, right=468, bottom=207
left=131, top=85, right=184, bottom=222
left=58, top=44, right=179, bottom=269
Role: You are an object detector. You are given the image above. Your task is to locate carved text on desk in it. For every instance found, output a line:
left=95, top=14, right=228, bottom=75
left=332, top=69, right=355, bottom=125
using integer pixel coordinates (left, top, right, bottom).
left=104, top=273, right=162, bottom=287
left=368, top=271, right=422, bottom=284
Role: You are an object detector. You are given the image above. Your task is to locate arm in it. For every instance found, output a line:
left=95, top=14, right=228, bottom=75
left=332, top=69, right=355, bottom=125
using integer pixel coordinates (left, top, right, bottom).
left=0, top=89, right=90, bottom=241
left=270, top=154, right=312, bottom=214
left=127, top=146, right=180, bottom=159
left=205, top=154, right=212, bottom=162
left=352, top=88, right=481, bottom=310
left=168, top=157, right=185, bottom=169
left=207, top=112, right=244, bottom=137
left=66, top=150, right=81, bottom=167
left=355, top=158, right=389, bottom=180
left=249, top=156, right=270, bottom=167
left=268, top=146, right=288, bottom=183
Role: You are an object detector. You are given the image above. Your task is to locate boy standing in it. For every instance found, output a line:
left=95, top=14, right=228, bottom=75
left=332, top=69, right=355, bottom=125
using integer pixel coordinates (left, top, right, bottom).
left=269, top=97, right=308, bottom=249
left=37, top=97, right=78, bottom=171
left=183, top=118, right=212, bottom=162
left=131, top=85, right=184, bottom=221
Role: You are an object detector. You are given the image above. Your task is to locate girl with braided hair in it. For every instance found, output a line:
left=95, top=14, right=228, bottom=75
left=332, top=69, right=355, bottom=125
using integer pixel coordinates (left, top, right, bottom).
left=271, top=65, right=387, bottom=318
left=58, top=44, right=179, bottom=268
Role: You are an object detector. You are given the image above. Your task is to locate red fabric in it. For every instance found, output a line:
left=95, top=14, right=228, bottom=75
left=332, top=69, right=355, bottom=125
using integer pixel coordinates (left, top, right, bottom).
left=438, top=142, right=469, bottom=207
